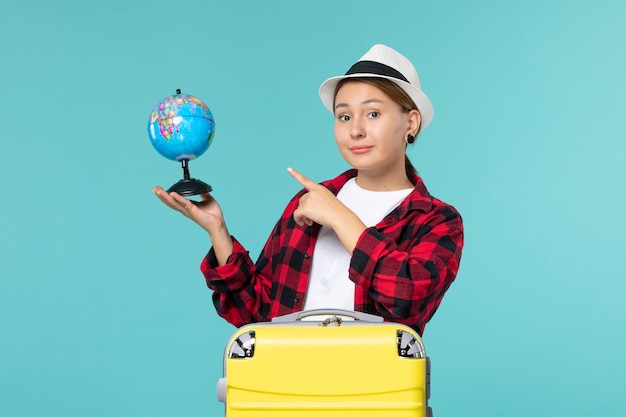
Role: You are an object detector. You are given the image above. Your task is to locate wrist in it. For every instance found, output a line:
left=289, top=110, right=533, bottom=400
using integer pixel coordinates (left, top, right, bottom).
left=207, top=222, right=230, bottom=243
left=208, top=225, right=234, bottom=266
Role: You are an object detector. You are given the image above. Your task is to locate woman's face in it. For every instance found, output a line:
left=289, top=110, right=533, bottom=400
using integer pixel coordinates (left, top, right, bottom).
left=333, top=81, right=419, bottom=176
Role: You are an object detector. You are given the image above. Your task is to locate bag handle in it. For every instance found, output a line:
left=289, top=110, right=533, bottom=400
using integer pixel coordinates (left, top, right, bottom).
left=271, top=309, right=384, bottom=323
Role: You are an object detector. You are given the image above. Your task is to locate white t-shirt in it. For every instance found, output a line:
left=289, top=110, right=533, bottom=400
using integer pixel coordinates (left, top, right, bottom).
left=302, top=178, right=413, bottom=311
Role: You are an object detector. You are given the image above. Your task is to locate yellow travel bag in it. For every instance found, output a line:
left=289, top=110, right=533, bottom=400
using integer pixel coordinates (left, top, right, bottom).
left=216, top=309, right=432, bottom=416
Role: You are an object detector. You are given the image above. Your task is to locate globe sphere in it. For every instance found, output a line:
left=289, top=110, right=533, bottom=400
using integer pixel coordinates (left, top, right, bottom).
left=148, top=93, right=215, bottom=161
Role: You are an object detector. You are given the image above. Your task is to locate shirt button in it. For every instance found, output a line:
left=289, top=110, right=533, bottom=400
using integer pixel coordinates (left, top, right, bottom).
left=294, top=297, right=300, bottom=303
left=304, top=253, right=311, bottom=259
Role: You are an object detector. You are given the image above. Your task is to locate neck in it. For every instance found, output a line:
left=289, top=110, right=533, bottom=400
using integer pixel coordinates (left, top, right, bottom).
left=355, top=168, right=413, bottom=191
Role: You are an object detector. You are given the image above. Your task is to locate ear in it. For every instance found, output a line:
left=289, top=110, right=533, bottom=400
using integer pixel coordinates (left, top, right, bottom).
left=407, top=109, right=421, bottom=136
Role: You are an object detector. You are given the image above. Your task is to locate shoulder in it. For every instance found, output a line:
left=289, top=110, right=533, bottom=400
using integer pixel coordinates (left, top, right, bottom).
left=409, top=176, right=463, bottom=227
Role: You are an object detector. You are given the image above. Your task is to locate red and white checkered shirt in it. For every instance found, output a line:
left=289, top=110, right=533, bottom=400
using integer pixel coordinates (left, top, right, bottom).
left=201, top=169, right=464, bottom=335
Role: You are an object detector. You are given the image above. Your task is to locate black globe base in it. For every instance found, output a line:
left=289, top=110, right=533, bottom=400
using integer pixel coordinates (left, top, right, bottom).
left=167, top=178, right=212, bottom=196
left=167, top=160, right=212, bottom=197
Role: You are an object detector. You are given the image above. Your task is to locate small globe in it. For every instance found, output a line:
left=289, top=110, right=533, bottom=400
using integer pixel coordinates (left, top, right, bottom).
left=148, top=93, right=215, bottom=161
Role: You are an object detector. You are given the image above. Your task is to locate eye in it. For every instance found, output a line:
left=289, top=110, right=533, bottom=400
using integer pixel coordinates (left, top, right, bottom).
left=367, top=111, right=380, bottom=119
left=337, top=114, right=351, bottom=122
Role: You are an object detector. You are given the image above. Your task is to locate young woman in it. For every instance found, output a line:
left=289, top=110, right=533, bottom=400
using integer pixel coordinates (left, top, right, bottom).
left=153, top=44, right=464, bottom=335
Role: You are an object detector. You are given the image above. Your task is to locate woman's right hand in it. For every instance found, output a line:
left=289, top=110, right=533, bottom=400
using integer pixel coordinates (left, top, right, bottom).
left=152, top=186, right=225, bottom=234
left=153, top=186, right=234, bottom=265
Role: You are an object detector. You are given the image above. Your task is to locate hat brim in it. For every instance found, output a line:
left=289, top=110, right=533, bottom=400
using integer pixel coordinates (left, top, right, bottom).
left=319, top=73, right=434, bottom=133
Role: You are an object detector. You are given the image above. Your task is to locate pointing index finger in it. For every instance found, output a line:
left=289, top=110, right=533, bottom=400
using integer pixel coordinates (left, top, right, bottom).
left=287, top=167, right=317, bottom=190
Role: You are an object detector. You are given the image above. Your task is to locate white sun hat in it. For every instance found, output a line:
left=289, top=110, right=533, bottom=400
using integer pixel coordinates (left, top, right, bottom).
left=319, top=44, right=434, bottom=132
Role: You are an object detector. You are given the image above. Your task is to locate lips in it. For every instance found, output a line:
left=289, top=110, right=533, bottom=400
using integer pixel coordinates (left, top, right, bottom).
left=349, top=145, right=373, bottom=154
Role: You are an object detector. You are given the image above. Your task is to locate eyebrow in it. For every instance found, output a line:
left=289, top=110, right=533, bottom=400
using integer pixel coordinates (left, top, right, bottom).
left=334, top=98, right=384, bottom=111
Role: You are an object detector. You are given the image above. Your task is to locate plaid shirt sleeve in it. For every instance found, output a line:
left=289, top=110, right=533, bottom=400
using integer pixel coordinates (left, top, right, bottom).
left=200, top=192, right=312, bottom=327
left=200, top=237, right=270, bottom=326
left=350, top=188, right=463, bottom=335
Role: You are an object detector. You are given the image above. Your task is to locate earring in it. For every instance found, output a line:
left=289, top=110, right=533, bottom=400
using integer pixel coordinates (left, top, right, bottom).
left=407, top=134, right=415, bottom=144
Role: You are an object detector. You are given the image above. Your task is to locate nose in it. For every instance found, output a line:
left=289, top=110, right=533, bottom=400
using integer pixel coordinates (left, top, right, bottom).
left=350, top=119, right=366, bottom=139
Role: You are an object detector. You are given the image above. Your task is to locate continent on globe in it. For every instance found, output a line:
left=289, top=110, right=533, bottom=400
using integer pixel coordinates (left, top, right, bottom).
left=148, top=93, right=215, bottom=161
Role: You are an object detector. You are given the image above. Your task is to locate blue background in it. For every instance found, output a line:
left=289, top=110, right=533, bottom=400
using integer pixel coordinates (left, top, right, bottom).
left=1, top=1, right=625, bottom=415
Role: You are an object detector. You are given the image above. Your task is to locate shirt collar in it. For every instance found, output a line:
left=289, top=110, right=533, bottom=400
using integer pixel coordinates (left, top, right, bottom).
left=322, top=169, right=433, bottom=214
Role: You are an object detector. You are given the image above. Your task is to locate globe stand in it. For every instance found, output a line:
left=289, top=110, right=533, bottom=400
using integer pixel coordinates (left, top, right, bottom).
left=167, top=160, right=212, bottom=196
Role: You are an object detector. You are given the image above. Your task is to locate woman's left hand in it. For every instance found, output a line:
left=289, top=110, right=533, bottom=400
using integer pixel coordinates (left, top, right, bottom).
left=288, top=167, right=367, bottom=254
left=287, top=167, right=343, bottom=227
